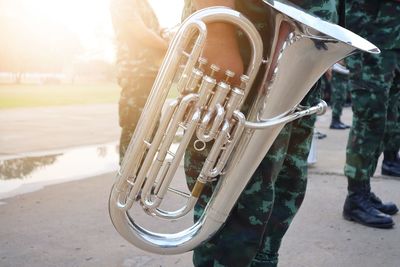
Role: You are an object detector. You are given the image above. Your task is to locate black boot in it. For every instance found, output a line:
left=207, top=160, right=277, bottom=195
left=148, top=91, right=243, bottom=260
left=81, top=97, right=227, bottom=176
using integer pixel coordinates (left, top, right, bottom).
left=369, top=192, right=399, bottom=215
left=382, top=151, right=400, bottom=177
left=330, top=117, right=350, bottom=130
left=343, top=183, right=394, bottom=229
left=314, top=131, right=327, bottom=139
left=383, top=150, right=400, bottom=163
left=363, top=182, right=399, bottom=215
left=381, top=161, right=400, bottom=177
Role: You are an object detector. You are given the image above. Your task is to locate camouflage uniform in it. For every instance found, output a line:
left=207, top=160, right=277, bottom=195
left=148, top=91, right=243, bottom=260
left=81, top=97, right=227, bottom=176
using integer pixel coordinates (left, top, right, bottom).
left=110, top=0, right=162, bottom=163
left=183, top=1, right=337, bottom=266
left=331, top=72, right=349, bottom=121
left=384, top=86, right=400, bottom=155
left=344, top=0, right=400, bottom=184
left=383, top=70, right=400, bottom=164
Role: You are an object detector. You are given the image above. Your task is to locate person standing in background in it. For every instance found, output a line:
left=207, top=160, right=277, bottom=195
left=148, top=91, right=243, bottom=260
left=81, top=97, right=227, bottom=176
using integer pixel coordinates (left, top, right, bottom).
left=330, top=61, right=351, bottom=129
left=343, top=0, right=399, bottom=228
left=381, top=97, right=400, bottom=177
left=110, top=0, right=168, bottom=163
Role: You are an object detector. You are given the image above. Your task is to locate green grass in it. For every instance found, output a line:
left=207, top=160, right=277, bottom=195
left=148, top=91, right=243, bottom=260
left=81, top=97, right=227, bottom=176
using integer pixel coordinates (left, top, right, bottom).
left=0, top=83, right=120, bottom=109
left=0, top=82, right=182, bottom=109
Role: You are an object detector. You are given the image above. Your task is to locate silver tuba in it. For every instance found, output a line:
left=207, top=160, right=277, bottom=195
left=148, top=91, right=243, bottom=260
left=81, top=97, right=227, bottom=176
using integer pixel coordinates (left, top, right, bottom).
left=109, top=0, right=379, bottom=255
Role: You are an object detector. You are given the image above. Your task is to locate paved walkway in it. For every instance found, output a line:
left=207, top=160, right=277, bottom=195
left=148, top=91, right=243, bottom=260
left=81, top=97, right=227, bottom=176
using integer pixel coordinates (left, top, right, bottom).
left=0, top=104, right=399, bottom=267
left=0, top=104, right=119, bottom=158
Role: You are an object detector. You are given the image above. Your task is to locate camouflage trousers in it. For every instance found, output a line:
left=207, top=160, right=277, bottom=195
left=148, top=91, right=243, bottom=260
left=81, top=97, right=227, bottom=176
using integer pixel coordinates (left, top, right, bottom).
left=119, top=76, right=154, bottom=163
left=331, top=72, right=349, bottom=120
left=182, top=0, right=336, bottom=265
left=345, top=49, right=400, bottom=182
left=184, top=89, right=319, bottom=267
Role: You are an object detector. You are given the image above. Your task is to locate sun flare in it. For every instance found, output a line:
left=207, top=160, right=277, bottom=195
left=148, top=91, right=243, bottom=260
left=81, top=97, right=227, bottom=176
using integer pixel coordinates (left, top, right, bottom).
left=1, top=0, right=183, bottom=65
left=149, top=0, right=184, bottom=28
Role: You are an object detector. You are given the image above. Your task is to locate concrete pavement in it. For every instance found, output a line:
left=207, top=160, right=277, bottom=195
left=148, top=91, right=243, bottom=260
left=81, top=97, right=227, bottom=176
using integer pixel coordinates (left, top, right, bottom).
left=0, top=104, right=399, bottom=267
left=0, top=104, right=120, bottom=158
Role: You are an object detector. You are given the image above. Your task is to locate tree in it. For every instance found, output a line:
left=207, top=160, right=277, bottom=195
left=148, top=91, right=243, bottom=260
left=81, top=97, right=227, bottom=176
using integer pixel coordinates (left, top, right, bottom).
left=74, top=59, right=116, bottom=82
left=0, top=13, right=82, bottom=83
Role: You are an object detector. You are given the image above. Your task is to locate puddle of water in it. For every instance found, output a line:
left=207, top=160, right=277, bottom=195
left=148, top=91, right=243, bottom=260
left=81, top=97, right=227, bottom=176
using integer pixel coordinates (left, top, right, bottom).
left=0, top=133, right=185, bottom=200
left=0, top=143, right=119, bottom=199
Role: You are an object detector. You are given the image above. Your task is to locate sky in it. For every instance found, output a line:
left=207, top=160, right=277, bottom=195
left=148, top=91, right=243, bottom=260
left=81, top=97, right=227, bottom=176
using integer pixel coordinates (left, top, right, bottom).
left=1, top=0, right=184, bottom=62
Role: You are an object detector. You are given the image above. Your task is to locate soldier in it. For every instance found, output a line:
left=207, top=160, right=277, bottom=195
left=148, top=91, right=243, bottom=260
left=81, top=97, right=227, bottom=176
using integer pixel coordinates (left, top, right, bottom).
left=183, top=0, right=339, bottom=266
left=382, top=94, right=400, bottom=176
left=382, top=149, right=400, bottom=176
left=343, top=0, right=399, bottom=228
left=330, top=62, right=351, bottom=129
left=110, top=0, right=168, bottom=163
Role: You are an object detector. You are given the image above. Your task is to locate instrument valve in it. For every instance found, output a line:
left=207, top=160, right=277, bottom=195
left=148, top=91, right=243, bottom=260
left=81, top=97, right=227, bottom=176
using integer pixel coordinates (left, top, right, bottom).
left=224, top=69, right=235, bottom=84
left=197, top=57, right=208, bottom=72
left=209, top=64, right=220, bottom=78
left=239, top=75, right=250, bottom=90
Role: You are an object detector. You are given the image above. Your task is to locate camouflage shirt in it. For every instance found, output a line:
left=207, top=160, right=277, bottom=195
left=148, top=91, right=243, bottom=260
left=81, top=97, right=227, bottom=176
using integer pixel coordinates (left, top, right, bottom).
left=110, top=0, right=162, bottom=82
left=183, top=0, right=338, bottom=24
left=346, top=0, right=400, bottom=50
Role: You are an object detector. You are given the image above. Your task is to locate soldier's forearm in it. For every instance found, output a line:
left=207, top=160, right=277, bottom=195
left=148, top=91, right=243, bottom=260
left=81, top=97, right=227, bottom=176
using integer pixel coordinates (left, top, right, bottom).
left=191, top=0, right=244, bottom=85
left=193, top=0, right=235, bottom=10
left=193, top=0, right=237, bottom=38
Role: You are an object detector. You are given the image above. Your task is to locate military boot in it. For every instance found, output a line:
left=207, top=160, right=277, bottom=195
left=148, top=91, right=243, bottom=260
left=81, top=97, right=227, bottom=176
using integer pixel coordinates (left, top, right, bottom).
left=369, top=192, right=399, bottom=215
left=343, top=183, right=394, bottom=229
left=364, top=182, right=399, bottom=215
left=382, top=150, right=400, bottom=177
left=330, top=117, right=350, bottom=130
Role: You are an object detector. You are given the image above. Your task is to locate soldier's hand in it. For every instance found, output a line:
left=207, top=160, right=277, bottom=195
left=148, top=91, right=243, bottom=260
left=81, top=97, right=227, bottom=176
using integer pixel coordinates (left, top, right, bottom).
left=201, top=23, right=244, bottom=86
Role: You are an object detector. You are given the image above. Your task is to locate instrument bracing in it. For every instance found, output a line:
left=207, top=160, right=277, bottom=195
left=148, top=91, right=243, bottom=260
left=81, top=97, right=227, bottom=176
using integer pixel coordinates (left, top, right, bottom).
left=109, top=0, right=379, bottom=255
